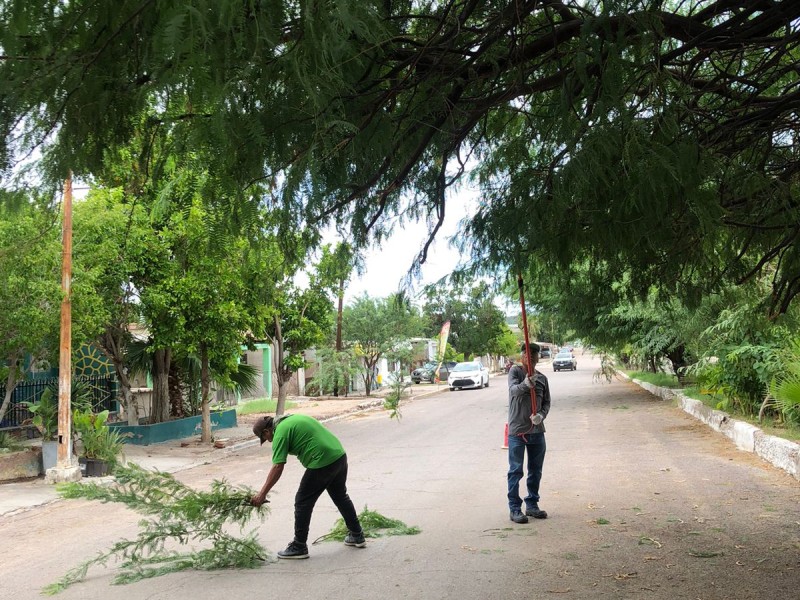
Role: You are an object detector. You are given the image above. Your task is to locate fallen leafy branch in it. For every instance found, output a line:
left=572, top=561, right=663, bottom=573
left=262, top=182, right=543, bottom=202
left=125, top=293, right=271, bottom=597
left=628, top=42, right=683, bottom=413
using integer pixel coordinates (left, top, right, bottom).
left=44, top=463, right=269, bottom=595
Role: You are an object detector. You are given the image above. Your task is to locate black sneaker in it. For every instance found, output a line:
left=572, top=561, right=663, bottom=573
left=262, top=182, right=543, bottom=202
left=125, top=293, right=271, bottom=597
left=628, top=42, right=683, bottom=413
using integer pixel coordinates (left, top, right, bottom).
left=509, top=510, right=529, bottom=524
left=525, top=505, right=548, bottom=519
left=277, top=540, right=309, bottom=559
left=344, top=531, right=367, bottom=548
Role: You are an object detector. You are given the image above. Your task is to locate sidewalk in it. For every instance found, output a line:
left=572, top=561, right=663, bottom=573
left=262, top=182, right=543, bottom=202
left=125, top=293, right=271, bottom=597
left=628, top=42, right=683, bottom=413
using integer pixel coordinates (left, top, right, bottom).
left=0, top=383, right=450, bottom=517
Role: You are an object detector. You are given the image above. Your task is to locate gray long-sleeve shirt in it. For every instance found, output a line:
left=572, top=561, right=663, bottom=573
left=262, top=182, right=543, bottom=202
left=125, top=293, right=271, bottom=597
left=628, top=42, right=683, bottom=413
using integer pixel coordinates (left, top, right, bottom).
left=507, top=364, right=551, bottom=436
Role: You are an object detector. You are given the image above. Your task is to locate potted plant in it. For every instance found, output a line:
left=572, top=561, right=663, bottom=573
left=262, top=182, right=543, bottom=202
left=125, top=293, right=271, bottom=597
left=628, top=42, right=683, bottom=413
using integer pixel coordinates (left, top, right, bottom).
left=24, top=388, right=59, bottom=472
left=74, top=409, right=125, bottom=477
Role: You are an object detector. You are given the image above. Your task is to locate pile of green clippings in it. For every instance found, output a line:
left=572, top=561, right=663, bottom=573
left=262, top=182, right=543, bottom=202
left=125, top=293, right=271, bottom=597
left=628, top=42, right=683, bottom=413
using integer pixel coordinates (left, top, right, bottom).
left=313, top=506, right=420, bottom=544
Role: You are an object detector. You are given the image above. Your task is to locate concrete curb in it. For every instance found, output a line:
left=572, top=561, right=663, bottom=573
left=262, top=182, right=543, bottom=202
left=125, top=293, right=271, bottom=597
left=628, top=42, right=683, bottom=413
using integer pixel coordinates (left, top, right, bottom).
left=626, top=375, right=800, bottom=480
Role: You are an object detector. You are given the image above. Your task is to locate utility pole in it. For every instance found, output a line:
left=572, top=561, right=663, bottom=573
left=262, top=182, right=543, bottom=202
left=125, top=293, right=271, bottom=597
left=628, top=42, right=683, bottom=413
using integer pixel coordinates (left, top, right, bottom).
left=46, top=173, right=81, bottom=483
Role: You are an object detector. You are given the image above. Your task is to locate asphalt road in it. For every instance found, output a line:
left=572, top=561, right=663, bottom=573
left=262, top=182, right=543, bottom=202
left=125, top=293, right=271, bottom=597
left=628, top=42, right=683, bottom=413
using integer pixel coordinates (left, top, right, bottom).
left=2, top=354, right=799, bottom=600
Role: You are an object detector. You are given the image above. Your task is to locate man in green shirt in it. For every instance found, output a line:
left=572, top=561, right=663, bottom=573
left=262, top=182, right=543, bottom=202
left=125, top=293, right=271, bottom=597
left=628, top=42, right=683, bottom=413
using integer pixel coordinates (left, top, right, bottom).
left=251, top=414, right=366, bottom=559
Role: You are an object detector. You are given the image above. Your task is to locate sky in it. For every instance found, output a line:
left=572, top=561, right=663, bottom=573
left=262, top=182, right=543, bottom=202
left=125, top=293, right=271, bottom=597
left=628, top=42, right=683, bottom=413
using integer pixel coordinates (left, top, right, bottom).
left=339, top=215, right=464, bottom=304
left=336, top=192, right=477, bottom=305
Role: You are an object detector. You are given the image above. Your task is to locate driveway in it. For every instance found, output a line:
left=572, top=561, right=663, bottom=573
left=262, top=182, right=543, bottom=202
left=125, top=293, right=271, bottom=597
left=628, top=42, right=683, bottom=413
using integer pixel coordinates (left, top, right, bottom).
left=2, top=354, right=798, bottom=599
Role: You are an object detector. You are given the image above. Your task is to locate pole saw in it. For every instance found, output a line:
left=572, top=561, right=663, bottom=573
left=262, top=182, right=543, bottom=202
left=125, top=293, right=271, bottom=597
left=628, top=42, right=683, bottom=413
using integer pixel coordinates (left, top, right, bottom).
left=517, top=274, right=538, bottom=416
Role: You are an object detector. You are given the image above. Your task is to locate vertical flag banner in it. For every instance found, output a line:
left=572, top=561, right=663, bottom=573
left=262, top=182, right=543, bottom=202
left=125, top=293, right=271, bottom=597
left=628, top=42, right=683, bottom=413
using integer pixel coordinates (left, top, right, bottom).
left=434, top=321, right=451, bottom=381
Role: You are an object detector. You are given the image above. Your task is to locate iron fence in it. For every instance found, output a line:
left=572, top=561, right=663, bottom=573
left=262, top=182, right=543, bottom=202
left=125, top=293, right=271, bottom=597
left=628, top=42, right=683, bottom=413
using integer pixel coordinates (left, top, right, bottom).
left=0, top=375, right=118, bottom=430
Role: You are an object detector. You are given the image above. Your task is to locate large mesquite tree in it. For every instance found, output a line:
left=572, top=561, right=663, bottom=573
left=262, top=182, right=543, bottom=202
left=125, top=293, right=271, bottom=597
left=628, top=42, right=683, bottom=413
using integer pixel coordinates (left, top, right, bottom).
left=1, top=1, right=799, bottom=314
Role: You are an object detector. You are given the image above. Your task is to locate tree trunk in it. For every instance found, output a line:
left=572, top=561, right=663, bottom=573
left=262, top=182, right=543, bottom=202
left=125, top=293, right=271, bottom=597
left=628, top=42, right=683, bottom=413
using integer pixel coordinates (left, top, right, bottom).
left=0, top=356, right=19, bottom=427
left=668, top=344, right=688, bottom=383
left=112, top=361, right=137, bottom=426
left=276, top=373, right=288, bottom=416
left=272, top=316, right=288, bottom=416
left=99, top=329, right=139, bottom=426
left=363, top=357, right=377, bottom=396
left=200, top=343, right=211, bottom=443
left=333, top=279, right=344, bottom=397
left=151, top=348, right=171, bottom=423
left=168, top=360, right=184, bottom=418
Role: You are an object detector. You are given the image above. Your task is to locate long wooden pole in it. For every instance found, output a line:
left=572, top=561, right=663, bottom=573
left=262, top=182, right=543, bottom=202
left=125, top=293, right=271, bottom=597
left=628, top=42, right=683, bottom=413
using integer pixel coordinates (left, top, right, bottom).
left=517, top=274, right=537, bottom=415
left=57, top=174, right=73, bottom=467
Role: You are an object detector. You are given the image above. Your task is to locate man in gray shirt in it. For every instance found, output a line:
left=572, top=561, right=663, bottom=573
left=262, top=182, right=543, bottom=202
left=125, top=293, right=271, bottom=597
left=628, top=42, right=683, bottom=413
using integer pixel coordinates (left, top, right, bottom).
left=507, top=342, right=551, bottom=523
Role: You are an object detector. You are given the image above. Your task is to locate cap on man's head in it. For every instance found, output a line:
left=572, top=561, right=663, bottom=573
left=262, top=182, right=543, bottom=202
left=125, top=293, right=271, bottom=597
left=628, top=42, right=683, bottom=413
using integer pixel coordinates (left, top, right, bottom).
left=253, top=416, right=274, bottom=445
left=520, top=342, right=541, bottom=355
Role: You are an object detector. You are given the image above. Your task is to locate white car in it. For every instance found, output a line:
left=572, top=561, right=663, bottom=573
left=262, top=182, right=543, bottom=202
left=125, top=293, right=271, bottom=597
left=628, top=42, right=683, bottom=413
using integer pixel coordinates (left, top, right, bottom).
left=448, top=361, right=489, bottom=391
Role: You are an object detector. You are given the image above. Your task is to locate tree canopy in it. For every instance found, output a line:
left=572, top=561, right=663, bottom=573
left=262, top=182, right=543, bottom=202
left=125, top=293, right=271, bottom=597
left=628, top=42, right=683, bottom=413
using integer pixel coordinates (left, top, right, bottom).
left=423, top=281, right=508, bottom=358
left=342, top=294, right=426, bottom=395
left=1, top=1, right=798, bottom=313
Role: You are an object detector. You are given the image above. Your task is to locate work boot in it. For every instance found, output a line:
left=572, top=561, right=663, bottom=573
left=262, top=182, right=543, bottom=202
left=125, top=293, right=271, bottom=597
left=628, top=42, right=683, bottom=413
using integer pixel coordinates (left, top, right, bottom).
left=277, top=540, right=309, bottom=559
left=525, top=504, right=548, bottom=519
left=344, top=531, right=367, bottom=548
left=509, top=509, right=529, bottom=524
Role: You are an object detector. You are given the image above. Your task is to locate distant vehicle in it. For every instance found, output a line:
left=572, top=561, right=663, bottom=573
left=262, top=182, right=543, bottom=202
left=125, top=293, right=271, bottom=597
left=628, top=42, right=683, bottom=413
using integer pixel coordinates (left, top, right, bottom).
left=411, top=361, right=457, bottom=384
left=448, top=361, right=490, bottom=391
left=552, top=351, right=577, bottom=372
left=540, top=347, right=552, bottom=359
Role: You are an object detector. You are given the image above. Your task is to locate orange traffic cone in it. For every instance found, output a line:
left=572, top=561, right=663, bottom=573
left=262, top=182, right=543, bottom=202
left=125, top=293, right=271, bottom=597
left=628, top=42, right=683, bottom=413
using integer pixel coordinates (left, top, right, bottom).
left=502, top=423, right=509, bottom=449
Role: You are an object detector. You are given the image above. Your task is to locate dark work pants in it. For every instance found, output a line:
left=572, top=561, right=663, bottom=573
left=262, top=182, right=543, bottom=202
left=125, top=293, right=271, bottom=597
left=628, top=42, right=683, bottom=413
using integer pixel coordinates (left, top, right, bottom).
left=507, top=432, right=546, bottom=511
left=294, top=454, right=362, bottom=544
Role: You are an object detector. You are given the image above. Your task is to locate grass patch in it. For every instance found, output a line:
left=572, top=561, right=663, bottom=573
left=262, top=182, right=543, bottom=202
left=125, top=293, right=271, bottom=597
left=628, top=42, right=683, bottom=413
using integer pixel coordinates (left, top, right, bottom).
left=0, top=431, right=25, bottom=452
left=236, top=398, right=297, bottom=415
left=596, top=518, right=610, bottom=525
left=627, top=371, right=681, bottom=388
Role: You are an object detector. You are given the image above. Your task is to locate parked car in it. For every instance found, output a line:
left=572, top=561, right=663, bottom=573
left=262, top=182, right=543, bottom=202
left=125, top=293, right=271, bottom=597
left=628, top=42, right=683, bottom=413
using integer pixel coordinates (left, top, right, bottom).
left=448, top=361, right=490, bottom=391
left=552, top=351, right=577, bottom=372
left=412, top=361, right=457, bottom=383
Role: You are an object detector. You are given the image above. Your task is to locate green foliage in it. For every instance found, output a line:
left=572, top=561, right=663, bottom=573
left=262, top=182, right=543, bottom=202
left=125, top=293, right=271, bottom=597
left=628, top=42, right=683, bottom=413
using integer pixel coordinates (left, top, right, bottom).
left=0, top=203, right=61, bottom=424
left=24, top=388, right=59, bottom=441
left=312, top=347, right=361, bottom=396
left=383, top=371, right=410, bottom=420
left=687, top=302, right=795, bottom=416
left=488, top=324, right=520, bottom=358
left=46, top=463, right=269, bottom=594
left=2, top=2, right=799, bottom=317
left=73, top=410, right=125, bottom=468
left=422, top=281, right=507, bottom=359
left=0, top=431, right=24, bottom=452
left=769, top=341, right=800, bottom=426
left=313, top=506, right=420, bottom=544
left=263, top=280, right=335, bottom=413
left=343, top=294, right=426, bottom=395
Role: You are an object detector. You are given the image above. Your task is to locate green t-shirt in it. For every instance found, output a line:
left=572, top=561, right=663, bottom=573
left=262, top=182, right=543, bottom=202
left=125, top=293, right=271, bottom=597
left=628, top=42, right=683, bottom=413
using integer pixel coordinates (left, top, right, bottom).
left=271, top=414, right=345, bottom=469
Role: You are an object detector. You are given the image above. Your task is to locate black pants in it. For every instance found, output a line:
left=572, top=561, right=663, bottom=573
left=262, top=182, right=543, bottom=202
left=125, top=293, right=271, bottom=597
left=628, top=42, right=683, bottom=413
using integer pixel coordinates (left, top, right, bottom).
left=294, top=454, right=361, bottom=544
